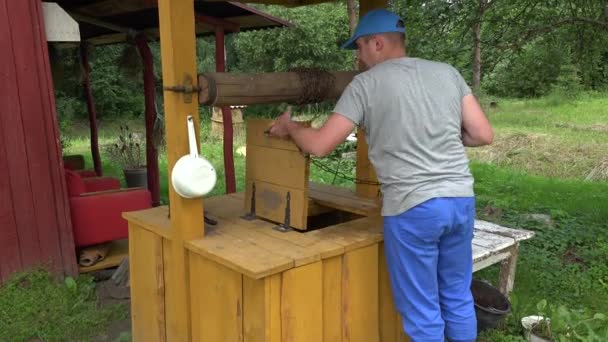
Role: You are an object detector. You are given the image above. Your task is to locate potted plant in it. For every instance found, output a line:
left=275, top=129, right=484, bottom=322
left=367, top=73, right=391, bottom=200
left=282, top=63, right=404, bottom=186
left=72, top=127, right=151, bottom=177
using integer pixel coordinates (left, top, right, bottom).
left=105, top=125, right=147, bottom=188
left=522, top=299, right=608, bottom=342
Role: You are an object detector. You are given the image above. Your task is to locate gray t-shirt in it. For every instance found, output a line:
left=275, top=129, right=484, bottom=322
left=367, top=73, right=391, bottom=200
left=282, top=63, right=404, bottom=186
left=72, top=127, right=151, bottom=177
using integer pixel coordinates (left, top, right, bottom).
left=334, top=57, right=474, bottom=216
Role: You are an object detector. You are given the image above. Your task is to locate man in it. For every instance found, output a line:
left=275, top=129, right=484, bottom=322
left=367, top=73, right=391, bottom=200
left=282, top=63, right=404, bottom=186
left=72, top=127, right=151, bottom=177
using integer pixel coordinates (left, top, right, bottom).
left=268, top=8, right=493, bottom=342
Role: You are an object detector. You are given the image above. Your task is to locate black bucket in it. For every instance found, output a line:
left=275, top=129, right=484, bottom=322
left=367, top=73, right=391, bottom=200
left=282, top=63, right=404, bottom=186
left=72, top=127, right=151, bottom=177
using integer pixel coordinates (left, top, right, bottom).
left=471, top=279, right=511, bottom=332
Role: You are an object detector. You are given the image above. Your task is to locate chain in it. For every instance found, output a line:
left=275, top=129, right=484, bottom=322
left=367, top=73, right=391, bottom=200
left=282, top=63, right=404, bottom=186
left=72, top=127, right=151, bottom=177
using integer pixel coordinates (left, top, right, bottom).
left=310, top=157, right=381, bottom=185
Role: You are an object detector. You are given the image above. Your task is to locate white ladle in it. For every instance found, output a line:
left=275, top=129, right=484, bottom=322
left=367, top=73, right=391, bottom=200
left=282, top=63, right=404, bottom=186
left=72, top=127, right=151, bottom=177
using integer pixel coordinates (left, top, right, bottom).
left=171, top=115, right=217, bottom=198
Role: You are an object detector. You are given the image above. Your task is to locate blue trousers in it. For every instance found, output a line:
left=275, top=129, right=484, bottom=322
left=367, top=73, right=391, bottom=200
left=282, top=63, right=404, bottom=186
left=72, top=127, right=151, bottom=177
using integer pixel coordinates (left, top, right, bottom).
left=383, top=197, right=477, bottom=342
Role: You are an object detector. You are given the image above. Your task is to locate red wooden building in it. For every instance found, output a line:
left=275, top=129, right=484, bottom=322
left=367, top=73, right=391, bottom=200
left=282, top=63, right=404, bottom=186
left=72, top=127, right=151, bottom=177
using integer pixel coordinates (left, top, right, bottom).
left=0, top=0, right=290, bottom=283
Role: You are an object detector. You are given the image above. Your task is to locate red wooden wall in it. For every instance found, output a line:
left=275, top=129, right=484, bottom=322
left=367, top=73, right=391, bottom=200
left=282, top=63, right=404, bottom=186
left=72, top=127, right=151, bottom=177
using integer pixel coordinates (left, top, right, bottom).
left=0, top=0, right=77, bottom=282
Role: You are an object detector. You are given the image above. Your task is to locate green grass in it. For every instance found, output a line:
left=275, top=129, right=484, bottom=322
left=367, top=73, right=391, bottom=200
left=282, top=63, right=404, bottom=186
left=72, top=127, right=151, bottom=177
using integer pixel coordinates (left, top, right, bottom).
left=0, top=270, right=126, bottom=342
left=469, top=92, right=608, bottom=180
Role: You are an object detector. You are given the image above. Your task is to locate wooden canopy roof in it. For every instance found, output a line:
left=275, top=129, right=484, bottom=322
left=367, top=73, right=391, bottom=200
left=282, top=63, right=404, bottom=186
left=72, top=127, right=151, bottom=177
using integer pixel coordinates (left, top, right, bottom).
left=53, top=0, right=294, bottom=45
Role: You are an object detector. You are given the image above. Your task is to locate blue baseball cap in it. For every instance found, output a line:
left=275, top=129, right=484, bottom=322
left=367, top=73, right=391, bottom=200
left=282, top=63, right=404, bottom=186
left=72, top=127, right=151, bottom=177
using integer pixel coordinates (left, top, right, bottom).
left=341, top=9, right=405, bottom=50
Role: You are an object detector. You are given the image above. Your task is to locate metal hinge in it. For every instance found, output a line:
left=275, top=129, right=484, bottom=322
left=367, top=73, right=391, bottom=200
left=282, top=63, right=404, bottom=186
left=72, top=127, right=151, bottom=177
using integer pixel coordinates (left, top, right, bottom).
left=163, top=74, right=200, bottom=103
left=241, top=182, right=257, bottom=220
left=273, top=191, right=292, bottom=232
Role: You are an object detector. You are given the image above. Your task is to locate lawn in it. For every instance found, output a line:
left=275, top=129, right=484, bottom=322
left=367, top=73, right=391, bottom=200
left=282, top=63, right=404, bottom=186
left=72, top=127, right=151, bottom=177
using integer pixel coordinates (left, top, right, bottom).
left=3, top=92, right=608, bottom=341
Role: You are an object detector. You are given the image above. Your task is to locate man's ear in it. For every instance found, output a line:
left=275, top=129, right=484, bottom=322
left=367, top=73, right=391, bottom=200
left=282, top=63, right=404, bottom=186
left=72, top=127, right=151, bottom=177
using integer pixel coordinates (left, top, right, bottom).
left=375, top=36, right=384, bottom=52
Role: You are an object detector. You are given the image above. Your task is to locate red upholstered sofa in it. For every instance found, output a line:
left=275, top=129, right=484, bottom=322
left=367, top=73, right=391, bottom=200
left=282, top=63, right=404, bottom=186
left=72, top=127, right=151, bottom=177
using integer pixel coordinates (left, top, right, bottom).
left=64, top=169, right=152, bottom=248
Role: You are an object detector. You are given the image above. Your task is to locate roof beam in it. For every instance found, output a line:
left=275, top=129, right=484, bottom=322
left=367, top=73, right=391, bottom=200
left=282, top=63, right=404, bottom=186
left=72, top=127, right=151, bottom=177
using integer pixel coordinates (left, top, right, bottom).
left=195, top=15, right=240, bottom=32
left=70, top=12, right=137, bottom=35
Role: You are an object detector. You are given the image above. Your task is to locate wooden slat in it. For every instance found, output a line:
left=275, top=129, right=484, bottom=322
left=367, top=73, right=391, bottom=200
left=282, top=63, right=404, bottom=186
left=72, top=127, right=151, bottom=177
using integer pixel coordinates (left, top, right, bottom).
left=475, top=220, right=535, bottom=241
left=185, top=229, right=293, bottom=280
left=379, top=243, right=409, bottom=342
left=342, top=244, right=380, bottom=342
left=281, top=262, right=323, bottom=342
left=243, top=276, right=265, bottom=342
left=209, top=193, right=345, bottom=256
left=309, top=182, right=380, bottom=216
left=473, top=230, right=514, bottom=251
left=123, top=206, right=172, bottom=239
left=190, top=254, right=243, bottom=342
left=242, top=274, right=281, bottom=342
left=32, top=0, right=77, bottom=277
left=129, top=225, right=166, bottom=342
left=266, top=274, right=282, bottom=342
left=3, top=0, right=44, bottom=269
left=244, top=180, right=308, bottom=230
left=0, top=127, right=21, bottom=281
left=223, top=223, right=320, bottom=267
left=246, top=145, right=309, bottom=190
left=21, top=0, right=67, bottom=270
left=309, top=215, right=383, bottom=252
left=323, top=256, right=343, bottom=342
left=246, top=119, right=301, bottom=152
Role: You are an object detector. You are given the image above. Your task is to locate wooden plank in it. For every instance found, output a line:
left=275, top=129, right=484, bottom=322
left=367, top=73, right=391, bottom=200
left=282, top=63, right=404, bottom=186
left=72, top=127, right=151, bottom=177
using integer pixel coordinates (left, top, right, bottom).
left=185, top=229, right=294, bottom=279
left=32, top=0, right=77, bottom=277
left=244, top=180, right=308, bottom=230
left=0, top=128, right=21, bottom=282
left=473, top=251, right=511, bottom=272
left=205, top=194, right=345, bottom=261
left=79, top=239, right=129, bottom=273
left=473, top=230, right=514, bottom=251
left=123, top=206, right=172, bottom=239
left=242, top=274, right=281, bottom=342
left=309, top=215, right=383, bottom=252
left=323, top=256, right=343, bottom=342
left=223, top=223, right=320, bottom=267
left=309, top=182, right=380, bottom=216
left=190, top=254, right=243, bottom=342
left=379, top=243, right=401, bottom=342
left=2, top=0, right=42, bottom=269
left=19, top=0, right=67, bottom=270
left=475, top=220, right=535, bottom=242
left=281, top=262, right=323, bottom=342
left=246, top=145, right=309, bottom=190
left=342, top=244, right=379, bottom=342
left=246, top=119, right=301, bottom=152
left=243, top=276, right=265, bottom=342
left=129, top=225, right=166, bottom=342
left=266, top=274, right=282, bottom=342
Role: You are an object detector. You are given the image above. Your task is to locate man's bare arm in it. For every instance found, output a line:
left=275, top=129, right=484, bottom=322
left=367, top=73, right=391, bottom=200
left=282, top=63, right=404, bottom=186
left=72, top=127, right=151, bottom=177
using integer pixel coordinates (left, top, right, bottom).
left=461, top=94, right=493, bottom=147
left=285, top=113, right=355, bottom=157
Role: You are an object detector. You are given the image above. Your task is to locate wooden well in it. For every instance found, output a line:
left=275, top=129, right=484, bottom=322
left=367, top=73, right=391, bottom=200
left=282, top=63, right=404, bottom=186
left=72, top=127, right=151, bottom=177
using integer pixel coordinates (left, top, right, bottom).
left=125, top=188, right=410, bottom=342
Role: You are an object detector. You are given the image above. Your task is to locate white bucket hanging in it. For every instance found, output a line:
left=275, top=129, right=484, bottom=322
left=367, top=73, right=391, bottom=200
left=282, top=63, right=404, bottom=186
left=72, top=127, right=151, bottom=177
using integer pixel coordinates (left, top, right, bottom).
left=171, top=115, right=217, bottom=198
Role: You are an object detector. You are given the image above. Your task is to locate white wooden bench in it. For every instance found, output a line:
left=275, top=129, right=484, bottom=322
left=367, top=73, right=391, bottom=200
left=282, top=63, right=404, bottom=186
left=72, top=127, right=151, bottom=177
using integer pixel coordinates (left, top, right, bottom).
left=473, top=220, right=535, bottom=297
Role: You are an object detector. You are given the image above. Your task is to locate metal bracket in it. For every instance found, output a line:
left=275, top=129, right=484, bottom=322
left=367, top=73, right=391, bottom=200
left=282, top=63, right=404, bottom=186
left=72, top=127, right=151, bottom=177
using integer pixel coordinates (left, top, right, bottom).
left=273, top=191, right=292, bottom=232
left=163, top=74, right=200, bottom=103
left=241, top=182, right=257, bottom=220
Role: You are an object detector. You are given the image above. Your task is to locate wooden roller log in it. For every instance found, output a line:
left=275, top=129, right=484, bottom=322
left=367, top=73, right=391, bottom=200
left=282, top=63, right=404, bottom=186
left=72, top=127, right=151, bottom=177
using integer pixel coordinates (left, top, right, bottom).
left=198, top=71, right=358, bottom=106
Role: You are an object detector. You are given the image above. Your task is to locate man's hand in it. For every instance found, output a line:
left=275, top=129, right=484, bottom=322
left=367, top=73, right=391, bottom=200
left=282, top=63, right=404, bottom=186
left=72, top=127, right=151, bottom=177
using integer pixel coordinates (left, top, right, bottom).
left=268, top=106, right=293, bottom=139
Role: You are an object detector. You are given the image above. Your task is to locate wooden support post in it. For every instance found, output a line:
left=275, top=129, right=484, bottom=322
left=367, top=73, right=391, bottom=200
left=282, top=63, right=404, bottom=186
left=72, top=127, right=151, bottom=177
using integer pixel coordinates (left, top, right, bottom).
left=157, top=0, right=203, bottom=340
left=354, top=0, right=387, bottom=199
left=215, top=28, right=236, bottom=194
left=135, top=33, right=161, bottom=207
left=79, top=43, right=103, bottom=177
